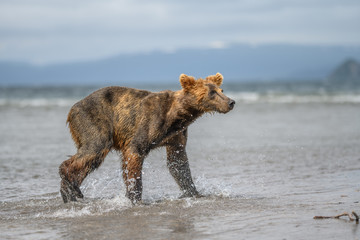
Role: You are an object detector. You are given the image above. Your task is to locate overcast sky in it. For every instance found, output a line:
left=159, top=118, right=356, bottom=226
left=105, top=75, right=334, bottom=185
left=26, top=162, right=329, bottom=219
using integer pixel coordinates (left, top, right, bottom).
left=0, top=0, right=359, bottom=65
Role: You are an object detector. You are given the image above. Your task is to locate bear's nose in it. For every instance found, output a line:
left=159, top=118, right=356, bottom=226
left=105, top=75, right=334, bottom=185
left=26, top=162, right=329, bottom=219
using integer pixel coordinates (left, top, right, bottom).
left=228, top=99, right=235, bottom=109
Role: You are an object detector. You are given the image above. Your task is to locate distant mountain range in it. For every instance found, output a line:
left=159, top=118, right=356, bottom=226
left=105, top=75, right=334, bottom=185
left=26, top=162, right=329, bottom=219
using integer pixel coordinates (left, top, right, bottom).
left=1, top=44, right=360, bottom=86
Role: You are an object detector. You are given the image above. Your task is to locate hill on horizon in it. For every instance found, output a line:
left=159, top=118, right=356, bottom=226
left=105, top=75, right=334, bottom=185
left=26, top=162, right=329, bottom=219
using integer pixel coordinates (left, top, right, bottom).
left=1, top=44, right=360, bottom=86
left=327, top=58, right=360, bottom=87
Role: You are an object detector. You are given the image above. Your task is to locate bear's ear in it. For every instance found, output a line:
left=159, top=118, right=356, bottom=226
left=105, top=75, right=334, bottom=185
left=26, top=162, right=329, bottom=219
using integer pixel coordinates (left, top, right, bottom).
left=206, top=72, right=223, bottom=86
left=179, top=74, right=196, bottom=92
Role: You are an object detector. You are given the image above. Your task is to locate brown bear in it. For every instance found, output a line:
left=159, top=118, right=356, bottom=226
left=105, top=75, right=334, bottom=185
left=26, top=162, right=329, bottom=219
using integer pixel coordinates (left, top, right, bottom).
left=59, top=73, right=235, bottom=204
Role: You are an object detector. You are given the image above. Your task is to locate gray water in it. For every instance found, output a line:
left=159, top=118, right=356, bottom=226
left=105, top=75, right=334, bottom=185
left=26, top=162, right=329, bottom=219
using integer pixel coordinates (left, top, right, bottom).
left=0, top=85, right=360, bottom=239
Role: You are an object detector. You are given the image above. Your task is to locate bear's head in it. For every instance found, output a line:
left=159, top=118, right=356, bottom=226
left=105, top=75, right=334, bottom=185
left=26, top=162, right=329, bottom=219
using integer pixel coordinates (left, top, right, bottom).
left=179, top=73, right=235, bottom=113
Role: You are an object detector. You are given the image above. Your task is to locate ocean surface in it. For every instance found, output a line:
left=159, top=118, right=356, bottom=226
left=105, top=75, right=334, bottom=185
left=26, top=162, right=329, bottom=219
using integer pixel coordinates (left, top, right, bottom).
left=0, top=82, right=360, bottom=239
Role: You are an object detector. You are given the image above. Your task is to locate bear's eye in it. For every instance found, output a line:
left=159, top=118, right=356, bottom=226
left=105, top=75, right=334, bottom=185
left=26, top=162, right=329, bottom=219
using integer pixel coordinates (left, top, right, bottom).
left=221, top=89, right=224, bottom=93
left=210, top=90, right=217, bottom=96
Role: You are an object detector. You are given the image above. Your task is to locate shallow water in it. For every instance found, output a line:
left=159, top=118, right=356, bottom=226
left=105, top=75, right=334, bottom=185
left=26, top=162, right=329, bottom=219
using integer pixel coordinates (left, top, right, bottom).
left=0, top=90, right=360, bottom=239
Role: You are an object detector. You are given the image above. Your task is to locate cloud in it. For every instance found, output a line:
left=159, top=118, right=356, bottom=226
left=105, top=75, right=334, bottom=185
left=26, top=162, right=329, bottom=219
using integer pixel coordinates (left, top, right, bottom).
left=209, top=41, right=227, bottom=49
left=0, top=0, right=359, bottom=64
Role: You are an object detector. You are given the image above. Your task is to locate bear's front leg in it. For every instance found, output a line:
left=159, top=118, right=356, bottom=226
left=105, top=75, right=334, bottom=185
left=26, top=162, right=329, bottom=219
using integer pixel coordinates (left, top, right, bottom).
left=166, top=131, right=200, bottom=198
left=122, top=151, right=144, bottom=204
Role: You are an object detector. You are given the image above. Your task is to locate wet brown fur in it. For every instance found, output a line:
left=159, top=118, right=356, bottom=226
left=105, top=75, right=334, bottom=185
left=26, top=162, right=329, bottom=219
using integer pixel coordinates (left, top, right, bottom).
left=59, top=73, right=235, bottom=203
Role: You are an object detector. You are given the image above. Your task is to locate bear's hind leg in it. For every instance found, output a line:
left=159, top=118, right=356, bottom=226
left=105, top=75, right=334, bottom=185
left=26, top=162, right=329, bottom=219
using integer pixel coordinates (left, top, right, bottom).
left=59, top=149, right=110, bottom=203
left=59, top=155, right=85, bottom=203
left=122, top=150, right=145, bottom=204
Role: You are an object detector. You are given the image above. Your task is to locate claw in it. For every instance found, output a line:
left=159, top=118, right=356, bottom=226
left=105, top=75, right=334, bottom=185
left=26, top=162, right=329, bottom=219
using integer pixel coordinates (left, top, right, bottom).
left=60, top=179, right=83, bottom=203
left=179, top=189, right=202, bottom=198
